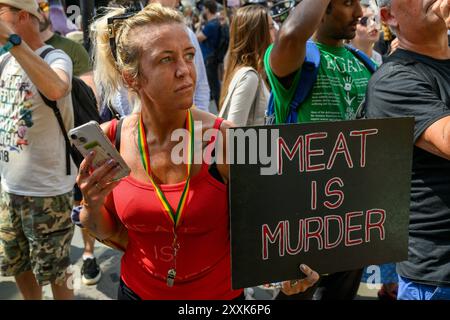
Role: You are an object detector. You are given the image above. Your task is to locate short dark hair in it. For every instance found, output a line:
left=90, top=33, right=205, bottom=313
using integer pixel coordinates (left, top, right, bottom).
left=326, top=2, right=332, bottom=14
left=203, top=0, right=217, bottom=14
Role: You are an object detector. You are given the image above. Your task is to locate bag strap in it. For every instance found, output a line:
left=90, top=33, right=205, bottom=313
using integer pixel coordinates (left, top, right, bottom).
left=286, top=40, right=321, bottom=123
left=107, top=102, right=122, bottom=120
left=38, top=47, right=73, bottom=175
left=107, top=117, right=124, bottom=152
left=219, top=66, right=256, bottom=119
left=345, top=45, right=378, bottom=74
left=0, top=54, right=13, bottom=76
left=115, top=117, right=124, bottom=151
left=265, top=40, right=321, bottom=125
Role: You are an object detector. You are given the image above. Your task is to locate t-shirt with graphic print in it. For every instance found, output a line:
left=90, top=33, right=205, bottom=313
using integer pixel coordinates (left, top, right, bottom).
left=264, top=42, right=372, bottom=124
left=0, top=45, right=77, bottom=197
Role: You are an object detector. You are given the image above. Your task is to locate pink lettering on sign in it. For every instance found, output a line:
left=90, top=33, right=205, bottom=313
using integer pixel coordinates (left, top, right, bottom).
left=261, top=221, right=285, bottom=260
left=260, top=209, right=387, bottom=260
left=327, top=132, right=354, bottom=170
left=278, top=136, right=304, bottom=175
left=324, top=177, right=345, bottom=210
left=305, top=132, right=327, bottom=172
left=350, top=129, right=379, bottom=167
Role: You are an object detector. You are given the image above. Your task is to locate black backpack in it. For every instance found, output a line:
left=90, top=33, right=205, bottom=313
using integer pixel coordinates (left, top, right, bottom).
left=39, top=48, right=102, bottom=175
left=0, top=48, right=101, bottom=175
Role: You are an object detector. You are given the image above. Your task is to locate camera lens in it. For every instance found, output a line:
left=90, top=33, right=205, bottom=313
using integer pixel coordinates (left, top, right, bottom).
left=70, top=134, right=77, bottom=140
left=79, top=137, right=87, bottom=143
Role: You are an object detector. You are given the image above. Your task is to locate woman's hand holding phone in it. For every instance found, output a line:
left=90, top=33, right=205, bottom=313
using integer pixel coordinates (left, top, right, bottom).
left=76, top=151, right=123, bottom=212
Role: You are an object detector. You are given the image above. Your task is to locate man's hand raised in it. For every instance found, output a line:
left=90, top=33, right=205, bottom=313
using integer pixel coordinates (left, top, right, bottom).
left=0, top=20, right=14, bottom=45
left=432, top=0, right=450, bottom=29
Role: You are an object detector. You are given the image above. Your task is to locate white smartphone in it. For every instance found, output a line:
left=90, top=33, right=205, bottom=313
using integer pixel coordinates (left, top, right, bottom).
left=69, top=121, right=131, bottom=181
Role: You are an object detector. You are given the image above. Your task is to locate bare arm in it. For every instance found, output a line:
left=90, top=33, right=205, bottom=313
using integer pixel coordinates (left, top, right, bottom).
left=416, top=116, right=450, bottom=160
left=270, top=0, right=331, bottom=78
left=79, top=204, right=119, bottom=241
left=10, top=43, right=70, bottom=101
left=0, top=20, right=70, bottom=101
left=77, top=149, right=122, bottom=240
left=78, top=121, right=124, bottom=239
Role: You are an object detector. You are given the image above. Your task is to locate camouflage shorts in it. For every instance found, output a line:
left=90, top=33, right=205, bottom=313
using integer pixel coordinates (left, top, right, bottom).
left=0, top=191, right=74, bottom=286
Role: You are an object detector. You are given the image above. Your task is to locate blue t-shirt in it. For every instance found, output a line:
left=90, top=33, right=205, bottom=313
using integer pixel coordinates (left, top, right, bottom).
left=200, top=18, right=220, bottom=61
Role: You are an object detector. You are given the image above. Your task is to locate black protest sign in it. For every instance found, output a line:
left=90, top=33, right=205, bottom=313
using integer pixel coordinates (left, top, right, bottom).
left=229, top=118, right=414, bottom=290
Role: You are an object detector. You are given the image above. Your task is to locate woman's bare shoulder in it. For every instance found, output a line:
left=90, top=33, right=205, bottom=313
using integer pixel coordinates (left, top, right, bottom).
left=100, top=114, right=139, bottom=135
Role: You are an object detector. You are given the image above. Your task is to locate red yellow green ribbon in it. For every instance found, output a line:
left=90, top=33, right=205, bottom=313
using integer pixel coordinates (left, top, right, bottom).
left=137, top=109, right=194, bottom=227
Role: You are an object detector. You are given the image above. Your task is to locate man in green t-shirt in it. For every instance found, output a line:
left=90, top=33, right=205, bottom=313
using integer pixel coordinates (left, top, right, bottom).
left=265, top=0, right=371, bottom=124
left=264, top=0, right=371, bottom=300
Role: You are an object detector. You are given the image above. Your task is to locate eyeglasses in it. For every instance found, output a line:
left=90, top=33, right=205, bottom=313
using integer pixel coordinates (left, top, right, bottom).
left=359, top=16, right=378, bottom=27
left=38, top=2, right=49, bottom=13
left=107, top=9, right=139, bottom=62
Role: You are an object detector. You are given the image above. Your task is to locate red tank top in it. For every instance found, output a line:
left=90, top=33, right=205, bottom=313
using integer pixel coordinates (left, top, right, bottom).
left=105, top=117, right=242, bottom=300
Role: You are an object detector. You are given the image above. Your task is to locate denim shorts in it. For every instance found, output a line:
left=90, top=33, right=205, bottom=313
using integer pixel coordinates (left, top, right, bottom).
left=398, top=275, right=450, bottom=300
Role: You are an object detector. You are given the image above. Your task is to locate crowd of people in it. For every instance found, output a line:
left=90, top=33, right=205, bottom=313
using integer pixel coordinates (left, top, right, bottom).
left=0, top=0, right=449, bottom=300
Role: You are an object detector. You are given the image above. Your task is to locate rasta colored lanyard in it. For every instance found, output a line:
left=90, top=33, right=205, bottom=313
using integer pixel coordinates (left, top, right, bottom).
left=137, top=110, right=194, bottom=287
left=137, top=109, right=194, bottom=228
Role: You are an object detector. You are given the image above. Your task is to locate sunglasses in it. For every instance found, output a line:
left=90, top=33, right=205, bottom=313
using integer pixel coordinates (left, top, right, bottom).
left=269, top=0, right=296, bottom=24
left=38, top=2, right=49, bottom=13
left=359, top=16, right=378, bottom=27
left=107, top=9, right=139, bottom=62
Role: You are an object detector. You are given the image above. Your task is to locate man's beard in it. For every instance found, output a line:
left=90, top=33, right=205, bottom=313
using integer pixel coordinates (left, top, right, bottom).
left=39, top=16, right=51, bottom=32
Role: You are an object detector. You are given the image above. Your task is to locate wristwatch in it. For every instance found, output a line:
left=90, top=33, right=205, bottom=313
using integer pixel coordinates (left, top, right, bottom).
left=1, top=34, right=22, bottom=53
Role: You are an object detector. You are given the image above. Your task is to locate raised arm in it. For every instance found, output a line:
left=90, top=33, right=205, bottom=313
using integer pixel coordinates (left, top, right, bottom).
left=270, top=0, right=331, bottom=78
left=0, top=21, right=70, bottom=101
left=416, top=116, right=450, bottom=160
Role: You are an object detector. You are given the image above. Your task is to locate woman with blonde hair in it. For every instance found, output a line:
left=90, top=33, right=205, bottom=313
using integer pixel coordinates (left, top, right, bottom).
left=218, top=4, right=274, bottom=126
left=76, top=3, right=318, bottom=300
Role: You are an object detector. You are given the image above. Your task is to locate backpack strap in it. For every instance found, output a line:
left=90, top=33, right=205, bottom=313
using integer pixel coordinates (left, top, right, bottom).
left=345, top=45, right=378, bottom=73
left=286, top=40, right=321, bottom=123
left=38, top=47, right=74, bottom=175
left=115, top=117, right=124, bottom=151
left=266, top=40, right=321, bottom=124
left=107, top=103, right=122, bottom=120
left=107, top=117, right=124, bottom=152
left=0, top=54, right=13, bottom=76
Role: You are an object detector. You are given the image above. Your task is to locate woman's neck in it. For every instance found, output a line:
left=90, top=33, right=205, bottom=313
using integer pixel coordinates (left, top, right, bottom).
left=140, top=103, right=188, bottom=145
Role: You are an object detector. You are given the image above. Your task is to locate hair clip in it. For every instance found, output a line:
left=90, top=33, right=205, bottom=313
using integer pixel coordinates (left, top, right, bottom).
left=107, top=8, right=140, bottom=62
